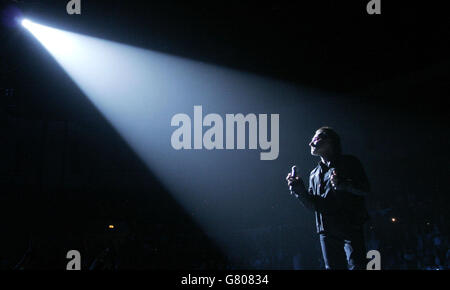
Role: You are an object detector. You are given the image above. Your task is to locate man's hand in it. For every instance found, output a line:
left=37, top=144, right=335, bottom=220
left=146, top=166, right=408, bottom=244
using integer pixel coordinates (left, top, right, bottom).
left=285, top=170, right=316, bottom=210
left=330, top=169, right=339, bottom=190
left=286, top=172, right=304, bottom=195
left=330, top=169, right=354, bottom=191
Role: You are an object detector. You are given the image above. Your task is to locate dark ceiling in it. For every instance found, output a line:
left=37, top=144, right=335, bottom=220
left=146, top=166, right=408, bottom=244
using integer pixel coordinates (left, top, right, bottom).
left=2, top=1, right=449, bottom=107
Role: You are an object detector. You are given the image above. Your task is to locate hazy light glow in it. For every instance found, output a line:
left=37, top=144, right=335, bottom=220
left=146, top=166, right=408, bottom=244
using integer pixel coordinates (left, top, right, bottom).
left=21, top=19, right=317, bottom=266
left=22, top=19, right=77, bottom=58
left=21, top=19, right=31, bottom=27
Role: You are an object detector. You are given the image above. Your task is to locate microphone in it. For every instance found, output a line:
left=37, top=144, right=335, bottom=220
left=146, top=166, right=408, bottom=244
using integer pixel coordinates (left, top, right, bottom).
left=289, top=165, right=297, bottom=193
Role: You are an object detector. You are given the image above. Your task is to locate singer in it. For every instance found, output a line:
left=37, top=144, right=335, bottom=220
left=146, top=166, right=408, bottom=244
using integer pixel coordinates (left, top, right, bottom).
left=286, top=127, right=370, bottom=270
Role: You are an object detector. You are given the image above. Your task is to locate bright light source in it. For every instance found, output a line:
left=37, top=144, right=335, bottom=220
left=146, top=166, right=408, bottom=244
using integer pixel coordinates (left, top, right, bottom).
left=21, top=19, right=31, bottom=28
left=391, top=217, right=397, bottom=223
left=108, top=225, right=114, bottom=229
left=20, top=19, right=76, bottom=58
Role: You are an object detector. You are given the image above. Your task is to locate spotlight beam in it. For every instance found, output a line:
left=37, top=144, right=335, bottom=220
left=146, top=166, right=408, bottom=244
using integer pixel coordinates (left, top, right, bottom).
left=20, top=18, right=313, bottom=267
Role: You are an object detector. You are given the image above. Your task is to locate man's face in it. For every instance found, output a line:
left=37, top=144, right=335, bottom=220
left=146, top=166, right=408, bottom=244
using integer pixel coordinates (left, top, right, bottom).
left=309, top=130, right=332, bottom=156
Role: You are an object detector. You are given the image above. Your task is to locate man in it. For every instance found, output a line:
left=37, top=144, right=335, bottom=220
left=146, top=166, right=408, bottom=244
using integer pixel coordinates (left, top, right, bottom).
left=286, top=127, right=370, bottom=270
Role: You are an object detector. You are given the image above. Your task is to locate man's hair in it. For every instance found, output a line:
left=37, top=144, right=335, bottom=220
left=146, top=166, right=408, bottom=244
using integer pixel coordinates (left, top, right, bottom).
left=316, top=126, right=342, bottom=155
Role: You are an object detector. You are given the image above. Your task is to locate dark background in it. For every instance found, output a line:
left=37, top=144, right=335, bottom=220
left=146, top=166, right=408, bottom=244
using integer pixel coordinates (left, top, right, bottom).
left=0, top=0, right=449, bottom=269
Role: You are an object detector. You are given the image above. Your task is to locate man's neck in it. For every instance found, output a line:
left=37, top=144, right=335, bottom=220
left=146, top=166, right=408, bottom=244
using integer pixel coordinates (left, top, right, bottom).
left=320, top=153, right=338, bottom=167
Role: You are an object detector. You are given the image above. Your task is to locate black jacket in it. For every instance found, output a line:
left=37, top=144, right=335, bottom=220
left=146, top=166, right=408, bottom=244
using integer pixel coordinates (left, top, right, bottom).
left=295, top=155, right=370, bottom=234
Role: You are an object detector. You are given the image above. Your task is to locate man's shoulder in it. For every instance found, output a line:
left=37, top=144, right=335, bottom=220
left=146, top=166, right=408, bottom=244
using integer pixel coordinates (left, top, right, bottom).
left=340, top=154, right=362, bottom=165
left=339, top=154, right=367, bottom=175
left=341, top=154, right=359, bottom=161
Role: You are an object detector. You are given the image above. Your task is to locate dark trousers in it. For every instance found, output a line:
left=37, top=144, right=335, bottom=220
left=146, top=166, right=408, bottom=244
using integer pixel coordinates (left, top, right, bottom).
left=319, top=230, right=367, bottom=270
